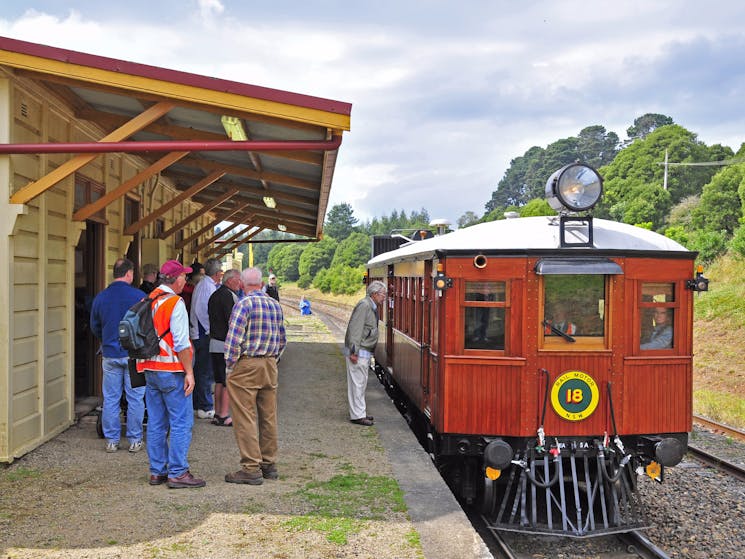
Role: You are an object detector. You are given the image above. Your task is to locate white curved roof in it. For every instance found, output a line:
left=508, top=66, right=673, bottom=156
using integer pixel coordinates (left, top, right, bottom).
left=368, top=216, right=689, bottom=265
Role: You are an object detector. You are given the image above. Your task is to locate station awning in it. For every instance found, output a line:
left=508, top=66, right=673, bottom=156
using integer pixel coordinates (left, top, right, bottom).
left=0, top=35, right=351, bottom=245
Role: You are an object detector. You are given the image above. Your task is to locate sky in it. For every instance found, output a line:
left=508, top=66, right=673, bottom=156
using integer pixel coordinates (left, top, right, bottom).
left=3, top=1, right=745, bottom=228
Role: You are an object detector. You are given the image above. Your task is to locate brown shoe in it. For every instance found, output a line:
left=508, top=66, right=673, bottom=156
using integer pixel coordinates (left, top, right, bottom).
left=225, top=469, right=263, bottom=485
left=261, top=464, right=279, bottom=480
left=167, top=471, right=206, bottom=489
left=149, top=474, right=168, bottom=486
left=350, top=417, right=374, bottom=426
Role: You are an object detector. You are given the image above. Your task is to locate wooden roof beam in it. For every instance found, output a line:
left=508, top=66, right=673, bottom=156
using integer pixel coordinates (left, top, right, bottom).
left=124, top=170, right=225, bottom=235
left=158, top=187, right=239, bottom=240
left=10, top=101, right=175, bottom=205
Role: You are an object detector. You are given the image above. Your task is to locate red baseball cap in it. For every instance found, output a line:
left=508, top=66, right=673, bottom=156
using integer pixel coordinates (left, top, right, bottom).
left=160, top=260, right=192, bottom=278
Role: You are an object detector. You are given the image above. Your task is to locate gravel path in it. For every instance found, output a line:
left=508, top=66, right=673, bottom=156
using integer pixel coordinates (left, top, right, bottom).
left=0, top=310, right=423, bottom=559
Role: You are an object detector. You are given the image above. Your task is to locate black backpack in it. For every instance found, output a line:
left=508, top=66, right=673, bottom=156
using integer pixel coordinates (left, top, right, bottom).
left=118, top=293, right=172, bottom=359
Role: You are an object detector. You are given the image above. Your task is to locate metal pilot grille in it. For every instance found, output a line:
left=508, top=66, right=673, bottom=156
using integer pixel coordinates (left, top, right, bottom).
left=483, top=449, right=648, bottom=537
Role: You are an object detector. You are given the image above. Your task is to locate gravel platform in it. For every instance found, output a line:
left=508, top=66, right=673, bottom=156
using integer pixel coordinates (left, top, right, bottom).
left=0, top=311, right=490, bottom=559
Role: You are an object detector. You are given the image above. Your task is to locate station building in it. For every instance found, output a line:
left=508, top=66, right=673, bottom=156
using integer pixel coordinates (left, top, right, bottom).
left=0, top=36, right=351, bottom=462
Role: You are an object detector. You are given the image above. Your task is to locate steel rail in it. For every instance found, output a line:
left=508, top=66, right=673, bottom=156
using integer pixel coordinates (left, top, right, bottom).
left=687, top=444, right=745, bottom=482
left=617, top=530, right=671, bottom=559
left=692, top=414, right=745, bottom=442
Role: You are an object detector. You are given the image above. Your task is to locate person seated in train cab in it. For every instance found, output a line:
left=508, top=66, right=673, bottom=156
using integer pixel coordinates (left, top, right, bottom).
left=545, top=303, right=577, bottom=335
left=640, top=308, right=673, bottom=349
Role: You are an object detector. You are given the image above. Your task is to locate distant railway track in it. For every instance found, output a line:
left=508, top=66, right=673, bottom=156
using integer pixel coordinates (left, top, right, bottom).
left=692, top=414, right=745, bottom=442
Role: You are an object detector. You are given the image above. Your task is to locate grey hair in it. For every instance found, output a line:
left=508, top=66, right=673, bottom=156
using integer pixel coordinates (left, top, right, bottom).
left=367, top=280, right=387, bottom=297
left=241, top=267, right=263, bottom=287
left=204, top=257, right=222, bottom=277
left=222, top=269, right=241, bottom=284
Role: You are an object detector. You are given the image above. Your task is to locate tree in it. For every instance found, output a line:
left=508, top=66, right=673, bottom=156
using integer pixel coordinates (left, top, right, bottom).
left=266, top=243, right=305, bottom=281
left=297, top=237, right=338, bottom=287
left=457, top=211, right=480, bottom=229
left=324, top=203, right=358, bottom=240
left=576, top=125, right=619, bottom=168
left=692, top=164, right=745, bottom=235
left=331, top=231, right=371, bottom=268
left=519, top=199, right=555, bottom=217
left=626, top=113, right=674, bottom=142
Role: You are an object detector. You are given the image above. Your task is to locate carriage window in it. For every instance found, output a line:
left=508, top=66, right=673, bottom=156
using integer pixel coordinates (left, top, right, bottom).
left=543, top=275, right=605, bottom=347
left=640, top=283, right=674, bottom=350
left=464, top=281, right=506, bottom=350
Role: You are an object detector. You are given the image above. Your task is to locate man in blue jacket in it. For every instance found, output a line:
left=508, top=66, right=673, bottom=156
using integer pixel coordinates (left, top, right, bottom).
left=90, top=258, right=147, bottom=453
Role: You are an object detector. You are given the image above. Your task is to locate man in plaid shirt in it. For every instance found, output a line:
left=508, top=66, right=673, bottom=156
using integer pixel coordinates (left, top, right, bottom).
left=224, top=267, right=286, bottom=485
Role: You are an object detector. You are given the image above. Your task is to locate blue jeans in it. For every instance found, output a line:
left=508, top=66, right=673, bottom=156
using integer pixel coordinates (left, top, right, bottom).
left=102, top=357, right=145, bottom=443
left=144, top=371, right=194, bottom=478
left=192, top=336, right=214, bottom=412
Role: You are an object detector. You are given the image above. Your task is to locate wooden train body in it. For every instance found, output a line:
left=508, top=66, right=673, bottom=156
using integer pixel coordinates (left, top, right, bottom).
left=367, top=214, right=700, bottom=537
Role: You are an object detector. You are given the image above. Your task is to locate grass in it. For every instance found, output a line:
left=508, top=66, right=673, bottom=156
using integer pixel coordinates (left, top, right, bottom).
left=1, top=467, right=41, bottom=482
left=283, top=466, right=409, bottom=545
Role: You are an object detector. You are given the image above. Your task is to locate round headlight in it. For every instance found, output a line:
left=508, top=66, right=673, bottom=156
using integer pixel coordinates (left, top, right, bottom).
left=545, top=163, right=603, bottom=212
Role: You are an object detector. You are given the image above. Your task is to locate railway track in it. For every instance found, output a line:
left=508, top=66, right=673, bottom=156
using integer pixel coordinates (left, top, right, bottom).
left=692, top=414, right=745, bottom=442
left=686, top=444, right=745, bottom=482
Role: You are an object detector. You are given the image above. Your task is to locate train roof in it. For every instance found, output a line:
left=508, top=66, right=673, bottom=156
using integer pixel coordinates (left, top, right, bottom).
left=368, top=216, right=693, bottom=266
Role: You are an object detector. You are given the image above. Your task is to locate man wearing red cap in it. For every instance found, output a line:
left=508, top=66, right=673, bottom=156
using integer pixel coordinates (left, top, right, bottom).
left=136, top=259, right=205, bottom=488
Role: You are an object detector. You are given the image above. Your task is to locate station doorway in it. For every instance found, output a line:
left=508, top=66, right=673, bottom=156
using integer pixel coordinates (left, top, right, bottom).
left=74, top=221, right=104, bottom=399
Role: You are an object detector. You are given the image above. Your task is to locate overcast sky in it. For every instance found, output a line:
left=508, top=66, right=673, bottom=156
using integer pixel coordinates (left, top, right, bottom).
left=3, top=1, right=745, bottom=227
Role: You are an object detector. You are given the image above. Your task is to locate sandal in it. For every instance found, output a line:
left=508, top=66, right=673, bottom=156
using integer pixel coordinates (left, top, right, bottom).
left=211, top=415, right=233, bottom=427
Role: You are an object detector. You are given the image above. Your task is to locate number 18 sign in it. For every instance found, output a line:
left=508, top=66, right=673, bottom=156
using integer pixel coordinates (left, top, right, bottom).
left=550, top=370, right=600, bottom=421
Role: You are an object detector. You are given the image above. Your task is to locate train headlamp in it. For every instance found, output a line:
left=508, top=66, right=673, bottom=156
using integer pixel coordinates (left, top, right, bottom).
left=433, top=272, right=452, bottom=290
left=545, top=163, right=603, bottom=212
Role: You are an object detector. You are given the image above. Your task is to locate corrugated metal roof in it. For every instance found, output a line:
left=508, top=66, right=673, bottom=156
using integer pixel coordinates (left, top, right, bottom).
left=0, top=35, right=352, bottom=246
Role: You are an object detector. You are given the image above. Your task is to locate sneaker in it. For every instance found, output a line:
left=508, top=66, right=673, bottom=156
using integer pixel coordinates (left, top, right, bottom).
left=167, top=471, right=206, bottom=489
left=105, top=441, right=119, bottom=453
left=225, top=469, right=263, bottom=485
left=196, top=409, right=215, bottom=419
left=128, top=440, right=143, bottom=453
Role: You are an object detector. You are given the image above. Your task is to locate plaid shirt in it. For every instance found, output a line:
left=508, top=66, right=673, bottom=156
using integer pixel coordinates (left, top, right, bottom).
left=224, top=289, right=286, bottom=370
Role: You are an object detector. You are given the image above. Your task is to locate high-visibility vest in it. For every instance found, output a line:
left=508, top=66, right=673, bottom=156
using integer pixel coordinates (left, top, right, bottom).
left=136, top=289, right=190, bottom=373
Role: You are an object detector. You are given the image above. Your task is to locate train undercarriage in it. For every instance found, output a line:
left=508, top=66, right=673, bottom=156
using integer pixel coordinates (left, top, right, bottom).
left=375, top=362, right=687, bottom=538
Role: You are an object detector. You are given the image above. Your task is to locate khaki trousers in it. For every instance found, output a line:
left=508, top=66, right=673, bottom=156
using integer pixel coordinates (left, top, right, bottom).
left=227, top=356, right=278, bottom=472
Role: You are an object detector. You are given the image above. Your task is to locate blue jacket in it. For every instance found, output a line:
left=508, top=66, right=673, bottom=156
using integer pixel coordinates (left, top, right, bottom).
left=90, top=281, right=146, bottom=358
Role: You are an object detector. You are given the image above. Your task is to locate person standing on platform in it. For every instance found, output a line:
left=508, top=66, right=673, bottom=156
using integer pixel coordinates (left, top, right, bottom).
left=262, top=273, right=280, bottom=302
left=139, top=263, right=159, bottom=294
left=189, top=258, right=223, bottom=419
left=344, top=281, right=387, bottom=427
left=90, top=258, right=147, bottom=453
left=208, top=269, right=243, bottom=427
left=138, top=259, right=205, bottom=489
left=224, top=267, right=286, bottom=485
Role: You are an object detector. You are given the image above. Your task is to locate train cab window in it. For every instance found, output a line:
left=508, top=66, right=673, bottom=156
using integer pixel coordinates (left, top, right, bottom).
left=640, top=283, right=675, bottom=350
left=543, top=275, right=606, bottom=349
left=464, top=281, right=506, bottom=350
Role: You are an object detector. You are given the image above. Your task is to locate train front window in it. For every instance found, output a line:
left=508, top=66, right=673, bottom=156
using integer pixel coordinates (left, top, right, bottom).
left=543, top=275, right=606, bottom=349
left=464, top=281, right=506, bottom=350
left=640, top=283, right=675, bottom=350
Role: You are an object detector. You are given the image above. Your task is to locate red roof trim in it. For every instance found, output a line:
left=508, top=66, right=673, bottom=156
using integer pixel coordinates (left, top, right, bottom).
left=0, top=35, right=352, bottom=116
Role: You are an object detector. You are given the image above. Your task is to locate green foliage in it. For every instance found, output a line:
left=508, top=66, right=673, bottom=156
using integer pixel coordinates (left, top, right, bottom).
left=666, top=195, right=700, bottom=229
left=691, top=164, right=745, bottom=235
left=727, top=223, right=745, bottom=259
left=457, top=210, right=480, bottom=229
left=299, top=238, right=338, bottom=279
left=689, top=230, right=729, bottom=264
left=331, top=232, right=371, bottom=268
left=664, top=225, right=690, bottom=246
left=626, top=113, right=673, bottom=142
left=363, top=208, right=431, bottom=236
left=519, top=198, right=555, bottom=217
left=266, top=243, right=305, bottom=281
left=314, top=265, right=365, bottom=295
left=324, top=203, right=358, bottom=240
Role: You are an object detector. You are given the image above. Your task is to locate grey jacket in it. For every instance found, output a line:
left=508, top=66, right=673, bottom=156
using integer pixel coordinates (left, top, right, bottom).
left=344, top=296, right=379, bottom=354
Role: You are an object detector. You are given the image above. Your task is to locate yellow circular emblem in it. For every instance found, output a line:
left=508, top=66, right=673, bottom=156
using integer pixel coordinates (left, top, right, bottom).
left=550, top=370, right=600, bottom=421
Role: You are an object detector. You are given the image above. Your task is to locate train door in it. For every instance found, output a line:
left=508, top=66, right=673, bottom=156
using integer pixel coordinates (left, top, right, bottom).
left=386, top=264, right=394, bottom=367
left=420, top=262, right=432, bottom=405
left=73, top=220, right=104, bottom=399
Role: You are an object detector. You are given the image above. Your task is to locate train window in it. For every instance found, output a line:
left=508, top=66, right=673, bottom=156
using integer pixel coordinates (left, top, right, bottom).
left=464, top=281, right=506, bottom=350
left=640, top=283, right=675, bottom=350
left=543, top=275, right=606, bottom=349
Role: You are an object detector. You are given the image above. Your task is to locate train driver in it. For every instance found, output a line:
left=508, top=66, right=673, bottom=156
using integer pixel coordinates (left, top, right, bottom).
left=545, top=303, right=577, bottom=335
left=640, top=308, right=673, bottom=349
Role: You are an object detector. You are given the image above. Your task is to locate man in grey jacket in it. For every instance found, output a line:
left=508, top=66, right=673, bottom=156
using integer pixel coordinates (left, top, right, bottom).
left=344, top=280, right=387, bottom=426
